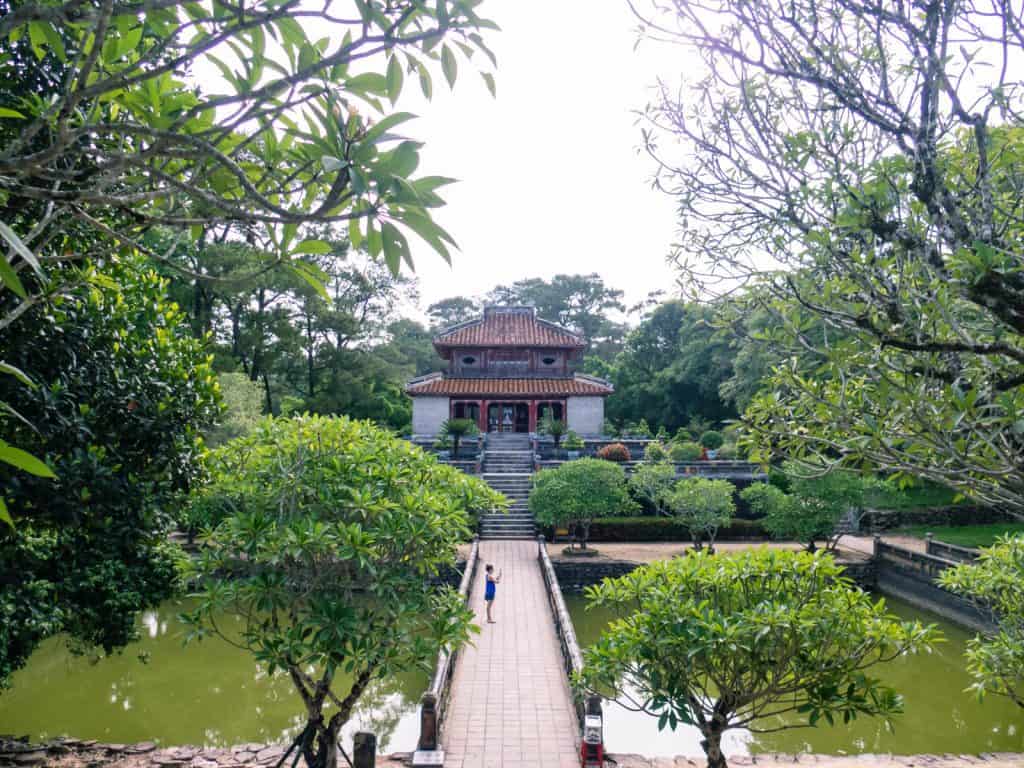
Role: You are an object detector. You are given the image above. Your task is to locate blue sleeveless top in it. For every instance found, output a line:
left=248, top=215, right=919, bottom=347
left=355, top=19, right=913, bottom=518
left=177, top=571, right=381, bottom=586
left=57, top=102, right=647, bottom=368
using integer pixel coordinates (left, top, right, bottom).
left=485, top=576, right=496, bottom=599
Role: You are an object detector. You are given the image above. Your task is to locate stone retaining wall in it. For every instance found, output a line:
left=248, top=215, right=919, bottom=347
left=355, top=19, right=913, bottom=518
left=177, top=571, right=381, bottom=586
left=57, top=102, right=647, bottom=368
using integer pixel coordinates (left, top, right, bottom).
left=7, top=739, right=1021, bottom=768
left=607, top=752, right=1024, bottom=768
left=0, top=738, right=408, bottom=768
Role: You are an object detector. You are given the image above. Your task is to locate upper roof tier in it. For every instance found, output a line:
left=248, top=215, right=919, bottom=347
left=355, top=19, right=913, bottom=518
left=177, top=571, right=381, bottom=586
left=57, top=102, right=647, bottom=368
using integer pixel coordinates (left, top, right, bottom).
left=434, top=306, right=586, bottom=350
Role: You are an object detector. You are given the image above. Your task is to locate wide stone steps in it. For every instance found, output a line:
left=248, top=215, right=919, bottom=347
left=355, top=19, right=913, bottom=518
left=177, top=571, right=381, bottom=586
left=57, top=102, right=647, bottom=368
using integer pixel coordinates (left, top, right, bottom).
left=478, top=443, right=537, bottom=539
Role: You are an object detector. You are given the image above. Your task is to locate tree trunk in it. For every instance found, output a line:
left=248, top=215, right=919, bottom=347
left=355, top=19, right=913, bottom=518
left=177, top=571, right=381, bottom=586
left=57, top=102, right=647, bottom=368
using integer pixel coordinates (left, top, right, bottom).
left=306, top=312, right=316, bottom=399
left=700, top=730, right=728, bottom=768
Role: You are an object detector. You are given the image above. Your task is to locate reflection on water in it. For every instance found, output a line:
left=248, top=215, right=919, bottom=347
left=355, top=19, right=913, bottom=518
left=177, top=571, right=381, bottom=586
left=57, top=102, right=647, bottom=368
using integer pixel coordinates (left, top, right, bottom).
left=0, top=598, right=428, bottom=751
left=565, top=592, right=1024, bottom=756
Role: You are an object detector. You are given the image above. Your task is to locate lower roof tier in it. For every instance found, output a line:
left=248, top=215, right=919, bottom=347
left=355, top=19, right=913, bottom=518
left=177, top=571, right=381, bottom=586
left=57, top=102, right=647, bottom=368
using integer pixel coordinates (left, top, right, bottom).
left=405, top=373, right=613, bottom=397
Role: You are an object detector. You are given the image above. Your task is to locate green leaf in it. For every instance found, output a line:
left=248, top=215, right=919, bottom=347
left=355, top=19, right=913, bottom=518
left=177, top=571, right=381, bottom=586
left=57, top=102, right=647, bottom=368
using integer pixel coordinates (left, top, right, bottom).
left=0, top=441, right=56, bottom=478
left=0, top=223, right=43, bottom=278
left=0, top=108, right=25, bottom=119
left=0, top=498, right=12, bottom=529
left=0, top=362, right=35, bottom=388
left=0, top=254, right=27, bottom=298
left=417, top=62, right=433, bottom=100
left=481, top=72, right=496, bottom=98
left=117, top=25, right=143, bottom=59
left=441, top=44, right=457, bottom=89
left=291, top=239, right=333, bottom=256
left=287, top=263, right=330, bottom=302
left=386, top=56, right=404, bottom=103
left=27, top=22, right=47, bottom=60
left=388, top=141, right=420, bottom=178
left=346, top=72, right=389, bottom=96
left=360, top=112, right=417, bottom=147
left=381, top=221, right=412, bottom=275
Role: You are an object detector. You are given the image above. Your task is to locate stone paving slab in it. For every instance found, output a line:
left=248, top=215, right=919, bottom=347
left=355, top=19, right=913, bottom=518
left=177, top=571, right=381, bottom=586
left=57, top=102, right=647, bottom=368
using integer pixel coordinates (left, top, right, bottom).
left=442, top=539, right=580, bottom=768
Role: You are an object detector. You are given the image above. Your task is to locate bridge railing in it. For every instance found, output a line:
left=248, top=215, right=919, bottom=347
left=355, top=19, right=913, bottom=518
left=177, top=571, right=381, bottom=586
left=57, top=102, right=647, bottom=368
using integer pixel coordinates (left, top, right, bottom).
left=537, top=534, right=600, bottom=745
left=874, top=536, right=958, bottom=581
left=417, top=535, right=480, bottom=752
left=924, top=533, right=980, bottom=563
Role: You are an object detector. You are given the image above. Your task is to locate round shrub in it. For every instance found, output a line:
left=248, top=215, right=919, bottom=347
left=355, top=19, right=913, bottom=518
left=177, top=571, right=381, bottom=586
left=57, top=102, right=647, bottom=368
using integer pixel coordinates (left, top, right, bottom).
left=669, top=441, right=702, bottom=462
left=716, top=443, right=739, bottom=460
left=643, top=442, right=668, bottom=462
left=700, top=430, right=724, bottom=449
left=597, top=442, right=631, bottom=462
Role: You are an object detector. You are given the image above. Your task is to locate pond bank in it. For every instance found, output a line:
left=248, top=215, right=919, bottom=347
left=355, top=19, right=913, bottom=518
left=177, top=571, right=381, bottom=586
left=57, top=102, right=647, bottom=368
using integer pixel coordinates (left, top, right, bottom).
left=3, top=738, right=1022, bottom=768
left=607, top=753, right=1024, bottom=768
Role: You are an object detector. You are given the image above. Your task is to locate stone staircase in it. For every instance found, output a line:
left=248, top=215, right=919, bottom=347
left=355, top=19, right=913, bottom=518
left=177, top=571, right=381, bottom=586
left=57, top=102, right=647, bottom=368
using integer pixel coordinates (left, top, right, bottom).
left=479, top=433, right=536, bottom=539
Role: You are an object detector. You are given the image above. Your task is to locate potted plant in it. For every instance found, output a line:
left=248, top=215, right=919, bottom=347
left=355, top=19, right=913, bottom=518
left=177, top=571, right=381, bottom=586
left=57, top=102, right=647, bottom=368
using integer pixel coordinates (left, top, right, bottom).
left=539, top=414, right=568, bottom=458
left=564, top=430, right=585, bottom=459
left=700, top=430, right=724, bottom=460
left=440, top=418, right=479, bottom=459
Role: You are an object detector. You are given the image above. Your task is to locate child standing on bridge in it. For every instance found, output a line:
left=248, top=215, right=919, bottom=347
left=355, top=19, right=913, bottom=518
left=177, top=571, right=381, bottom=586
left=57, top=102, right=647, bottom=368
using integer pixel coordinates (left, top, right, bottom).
left=484, top=564, right=502, bottom=624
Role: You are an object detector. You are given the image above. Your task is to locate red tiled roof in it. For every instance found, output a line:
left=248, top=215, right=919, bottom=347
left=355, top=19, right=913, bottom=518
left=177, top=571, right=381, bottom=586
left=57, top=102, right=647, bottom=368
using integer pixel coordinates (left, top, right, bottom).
left=406, top=375, right=612, bottom=397
left=435, top=307, right=585, bottom=349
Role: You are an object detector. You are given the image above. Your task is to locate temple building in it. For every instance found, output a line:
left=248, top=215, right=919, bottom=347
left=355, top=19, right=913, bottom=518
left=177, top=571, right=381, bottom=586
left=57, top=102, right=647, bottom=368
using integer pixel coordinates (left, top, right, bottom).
left=406, top=306, right=613, bottom=436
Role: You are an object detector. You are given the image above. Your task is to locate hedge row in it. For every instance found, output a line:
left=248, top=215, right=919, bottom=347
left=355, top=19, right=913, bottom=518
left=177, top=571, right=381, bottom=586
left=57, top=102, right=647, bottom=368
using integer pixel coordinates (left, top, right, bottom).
left=580, top=516, right=768, bottom=543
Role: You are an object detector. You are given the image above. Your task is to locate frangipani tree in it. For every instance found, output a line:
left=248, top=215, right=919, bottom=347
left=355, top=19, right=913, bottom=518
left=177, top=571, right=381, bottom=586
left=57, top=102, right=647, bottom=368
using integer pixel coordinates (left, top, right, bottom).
left=530, top=458, right=637, bottom=549
left=664, top=477, right=735, bottom=552
left=628, top=460, right=676, bottom=515
left=578, top=550, right=937, bottom=768
left=940, top=535, right=1024, bottom=709
left=631, top=0, right=1024, bottom=515
left=0, top=1, right=497, bottom=304
left=183, top=415, right=506, bottom=768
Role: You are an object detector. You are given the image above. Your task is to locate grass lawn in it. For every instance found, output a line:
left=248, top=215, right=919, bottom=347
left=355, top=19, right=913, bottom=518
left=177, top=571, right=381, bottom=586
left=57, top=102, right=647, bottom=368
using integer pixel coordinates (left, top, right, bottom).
left=897, top=522, right=1024, bottom=548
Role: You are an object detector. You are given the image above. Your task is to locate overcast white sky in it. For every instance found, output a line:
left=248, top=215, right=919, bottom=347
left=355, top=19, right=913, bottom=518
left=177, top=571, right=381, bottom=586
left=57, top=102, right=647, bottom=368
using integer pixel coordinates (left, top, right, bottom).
left=395, top=1, right=686, bottom=319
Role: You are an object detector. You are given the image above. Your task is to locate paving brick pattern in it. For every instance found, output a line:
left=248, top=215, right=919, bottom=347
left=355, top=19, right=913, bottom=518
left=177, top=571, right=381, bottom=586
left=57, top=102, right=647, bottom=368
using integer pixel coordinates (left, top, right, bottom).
left=442, top=539, right=580, bottom=768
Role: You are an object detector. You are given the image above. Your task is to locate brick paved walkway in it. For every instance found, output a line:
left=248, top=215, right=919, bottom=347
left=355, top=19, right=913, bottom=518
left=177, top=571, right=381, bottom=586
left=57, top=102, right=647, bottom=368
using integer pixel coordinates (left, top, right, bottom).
left=442, top=539, right=579, bottom=768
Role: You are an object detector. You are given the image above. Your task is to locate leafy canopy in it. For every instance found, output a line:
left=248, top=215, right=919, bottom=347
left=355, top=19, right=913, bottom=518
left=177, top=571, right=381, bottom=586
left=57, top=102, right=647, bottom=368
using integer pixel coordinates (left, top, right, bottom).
left=578, top=549, right=938, bottom=768
left=628, top=460, right=676, bottom=516
left=529, top=458, right=637, bottom=548
left=742, top=466, right=867, bottom=551
left=663, top=477, right=735, bottom=550
left=0, top=258, right=221, bottom=688
left=940, top=535, right=1024, bottom=709
left=184, top=415, right=505, bottom=767
left=631, top=0, right=1024, bottom=514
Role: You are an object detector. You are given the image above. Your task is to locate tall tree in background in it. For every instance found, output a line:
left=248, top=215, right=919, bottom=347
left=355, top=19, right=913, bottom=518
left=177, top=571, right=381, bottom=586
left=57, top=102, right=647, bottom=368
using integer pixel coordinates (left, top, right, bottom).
left=634, top=0, right=1024, bottom=513
left=427, top=296, right=480, bottom=330
left=161, top=234, right=432, bottom=428
left=605, top=301, right=737, bottom=432
left=485, top=274, right=628, bottom=357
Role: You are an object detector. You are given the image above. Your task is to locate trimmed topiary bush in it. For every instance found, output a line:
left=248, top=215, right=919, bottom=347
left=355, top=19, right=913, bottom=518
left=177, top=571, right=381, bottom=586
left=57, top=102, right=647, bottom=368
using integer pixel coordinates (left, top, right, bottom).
left=669, top=441, right=702, bottom=462
left=643, top=441, right=668, bottom=462
left=530, top=458, right=638, bottom=548
left=597, top=442, right=631, bottom=462
left=700, top=430, right=724, bottom=450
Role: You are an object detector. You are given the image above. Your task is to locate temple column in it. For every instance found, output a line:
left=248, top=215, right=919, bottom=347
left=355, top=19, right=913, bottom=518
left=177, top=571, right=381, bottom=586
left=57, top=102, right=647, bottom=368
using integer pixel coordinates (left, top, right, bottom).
left=479, top=400, right=488, bottom=433
left=528, top=400, right=538, bottom=433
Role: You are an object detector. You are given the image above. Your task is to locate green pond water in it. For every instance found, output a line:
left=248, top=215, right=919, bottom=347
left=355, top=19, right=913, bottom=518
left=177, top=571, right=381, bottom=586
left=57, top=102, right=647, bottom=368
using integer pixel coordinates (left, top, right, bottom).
left=0, top=598, right=427, bottom=751
left=564, top=592, right=1024, bottom=756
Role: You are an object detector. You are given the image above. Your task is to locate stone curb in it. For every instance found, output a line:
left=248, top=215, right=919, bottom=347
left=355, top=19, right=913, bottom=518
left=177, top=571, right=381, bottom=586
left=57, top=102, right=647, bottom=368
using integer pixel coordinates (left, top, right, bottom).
left=3, top=739, right=1022, bottom=768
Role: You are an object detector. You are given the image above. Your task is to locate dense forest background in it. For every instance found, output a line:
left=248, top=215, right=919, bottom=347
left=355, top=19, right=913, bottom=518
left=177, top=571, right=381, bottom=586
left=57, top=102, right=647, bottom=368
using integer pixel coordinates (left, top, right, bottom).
left=162, top=235, right=781, bottom=437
